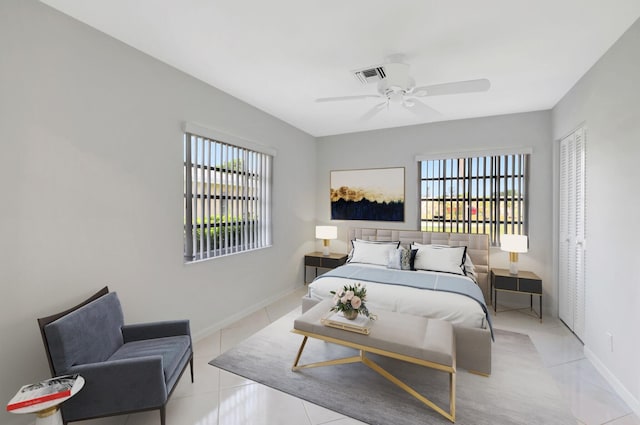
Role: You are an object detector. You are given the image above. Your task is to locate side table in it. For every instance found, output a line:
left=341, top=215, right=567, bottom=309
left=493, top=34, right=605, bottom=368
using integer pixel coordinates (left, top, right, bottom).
left=304, top=252, right=347, bottom=283
left=8, top=376, right=84, bottom=425
left=491, top=268, right=542, bottom=322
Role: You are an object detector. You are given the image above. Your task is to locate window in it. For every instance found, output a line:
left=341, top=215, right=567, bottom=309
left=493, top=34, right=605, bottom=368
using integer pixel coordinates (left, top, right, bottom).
left=418, top=151, right=529, bottom=245
left=183, top=127, right=273, bottom=262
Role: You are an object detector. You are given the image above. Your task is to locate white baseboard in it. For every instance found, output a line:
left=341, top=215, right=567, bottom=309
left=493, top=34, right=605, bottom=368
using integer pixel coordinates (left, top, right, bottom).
left=584, top=346, right=640, bottom=417
left=192, top=285, right=302, bottom=343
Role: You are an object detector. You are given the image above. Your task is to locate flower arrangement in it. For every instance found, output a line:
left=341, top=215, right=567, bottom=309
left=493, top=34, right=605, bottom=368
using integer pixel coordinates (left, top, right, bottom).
left=330, top=282, right=373, bottom=319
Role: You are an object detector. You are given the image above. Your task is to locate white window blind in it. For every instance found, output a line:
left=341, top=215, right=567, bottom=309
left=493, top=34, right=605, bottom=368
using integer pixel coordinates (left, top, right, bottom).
left=419, top=152, right=529, bottom=245
left=184, top=131, right=272, bottom=262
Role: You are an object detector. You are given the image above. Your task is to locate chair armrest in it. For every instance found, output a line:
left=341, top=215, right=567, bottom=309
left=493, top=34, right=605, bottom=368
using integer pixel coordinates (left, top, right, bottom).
left=122, top=320, right=191, bottom=343
left=63, top=357, right=168, bottom=417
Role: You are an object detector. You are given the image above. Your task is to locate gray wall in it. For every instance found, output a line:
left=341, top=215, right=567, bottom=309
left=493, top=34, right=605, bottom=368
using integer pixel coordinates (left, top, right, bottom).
left=0, top=2, right=315, bottom=423
left=315, top=111, right=554, bottom=311
left=552, top=18, right=640, bottom=413
left=2, top=0, right=638, bottom=421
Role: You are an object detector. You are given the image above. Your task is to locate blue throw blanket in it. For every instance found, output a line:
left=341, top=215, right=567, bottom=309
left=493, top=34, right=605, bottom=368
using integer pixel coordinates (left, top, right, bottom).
left=315, top=264, right=493, bottom=339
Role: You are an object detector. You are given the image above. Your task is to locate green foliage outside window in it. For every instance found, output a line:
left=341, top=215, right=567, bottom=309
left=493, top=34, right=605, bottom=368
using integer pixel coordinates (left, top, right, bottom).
left=186, top=215, right=257, bottom=248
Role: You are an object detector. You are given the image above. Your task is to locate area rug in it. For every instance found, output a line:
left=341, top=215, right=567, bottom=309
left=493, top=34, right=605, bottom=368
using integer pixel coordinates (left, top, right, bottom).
left=209, top=309, right=574, bottom=425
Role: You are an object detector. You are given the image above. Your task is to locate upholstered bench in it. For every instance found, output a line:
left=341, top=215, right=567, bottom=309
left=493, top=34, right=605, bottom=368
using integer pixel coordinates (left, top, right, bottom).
left=292, top=299, right=456, bottom=422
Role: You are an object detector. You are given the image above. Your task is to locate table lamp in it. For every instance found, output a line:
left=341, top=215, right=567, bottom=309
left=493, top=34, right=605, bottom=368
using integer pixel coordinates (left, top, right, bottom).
left=500, top=234, right=528, bottom=275
left=315, top=225, right=337, bottom=256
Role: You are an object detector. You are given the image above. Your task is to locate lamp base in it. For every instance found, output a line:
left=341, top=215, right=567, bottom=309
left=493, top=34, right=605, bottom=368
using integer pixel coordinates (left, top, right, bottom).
left=322, top=240, right=330, bottom=256
left=508, top=252, right=519, bottom=275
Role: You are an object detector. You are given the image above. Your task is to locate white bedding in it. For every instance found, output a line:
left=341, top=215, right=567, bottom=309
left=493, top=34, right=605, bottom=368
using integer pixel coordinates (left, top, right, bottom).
left=308, top=264, right=487, bottom=329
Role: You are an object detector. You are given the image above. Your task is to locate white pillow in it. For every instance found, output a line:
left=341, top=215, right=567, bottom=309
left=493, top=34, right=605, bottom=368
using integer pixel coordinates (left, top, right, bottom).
left=464, top=254, right=477, bottom=278
left=349, top=239, right=400, bottom=266
left=386, top=248, right=402, bottom=270
left=347, top=239, right=391, bottom=261
left=411, top=243, right=476, bottom=276
left=411, top=242, right=451, bottom=248
left=411, top=244, right=467, bottom=275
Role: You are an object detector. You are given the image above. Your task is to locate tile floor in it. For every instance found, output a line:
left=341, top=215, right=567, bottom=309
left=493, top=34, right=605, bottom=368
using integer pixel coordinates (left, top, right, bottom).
left=79, top=287, right=638, bottom=425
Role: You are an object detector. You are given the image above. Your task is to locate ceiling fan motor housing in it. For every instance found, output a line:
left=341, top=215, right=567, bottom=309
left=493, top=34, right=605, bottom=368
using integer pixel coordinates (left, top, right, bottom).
left=375, top=63, right=412, bottom=102
left=373, top=62, right=413, bottom=101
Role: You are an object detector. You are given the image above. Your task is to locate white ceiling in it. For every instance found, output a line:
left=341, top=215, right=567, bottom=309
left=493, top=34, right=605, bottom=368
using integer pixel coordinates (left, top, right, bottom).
left=41, top=1, right=640, bottom=137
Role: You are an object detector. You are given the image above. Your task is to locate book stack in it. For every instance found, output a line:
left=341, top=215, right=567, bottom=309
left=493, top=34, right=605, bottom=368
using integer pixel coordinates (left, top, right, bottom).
left=321, top=311, right=373, bottom=335
left=6, top=374, right=79, bottom=411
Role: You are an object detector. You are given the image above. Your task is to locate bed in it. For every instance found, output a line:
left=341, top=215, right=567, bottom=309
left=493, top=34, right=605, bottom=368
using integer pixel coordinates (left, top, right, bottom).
left=302, top=228, right=492, bottom=375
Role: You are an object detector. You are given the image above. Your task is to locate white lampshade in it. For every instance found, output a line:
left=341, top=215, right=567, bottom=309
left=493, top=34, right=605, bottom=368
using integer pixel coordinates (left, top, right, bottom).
left=501, top=234, right=528, bottom=275
left=500, top=234, right=528, bottom=253
left=315, top=226, right=337, bottom=240
left=315, top=226, right=337, bottom=256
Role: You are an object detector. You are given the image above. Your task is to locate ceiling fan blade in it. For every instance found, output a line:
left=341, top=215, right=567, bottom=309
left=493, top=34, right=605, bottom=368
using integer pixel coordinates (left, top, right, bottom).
left=403, top=98, right=442, bottom=118
left=316, top=94, right=381, bottom=103
left=412, top=78, right=491, bottom=97
left=361, top=102, right=387, bottom=121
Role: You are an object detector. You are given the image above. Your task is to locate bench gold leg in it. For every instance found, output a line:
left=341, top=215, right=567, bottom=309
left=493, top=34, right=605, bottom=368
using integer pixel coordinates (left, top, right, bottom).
left=293, top=355, right=361, bottom=371
left=292, top=336, right=361, bottom=371
left=450, top=367, right=456, bottom=421
left=361, top=353, right=455, bottom=423
left=292, top=338, right=455, bottom=423
left=292, top=336, right=308, bottom=369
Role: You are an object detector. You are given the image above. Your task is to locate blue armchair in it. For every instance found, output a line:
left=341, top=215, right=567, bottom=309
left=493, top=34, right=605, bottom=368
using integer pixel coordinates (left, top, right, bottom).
left=37, top=287, right=193, bottom=425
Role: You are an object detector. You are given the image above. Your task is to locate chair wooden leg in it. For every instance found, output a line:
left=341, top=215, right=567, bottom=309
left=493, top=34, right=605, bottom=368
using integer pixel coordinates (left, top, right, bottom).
left=190, top=356, right=194, bottom=383
left=160, top=405, right=166, bottom=425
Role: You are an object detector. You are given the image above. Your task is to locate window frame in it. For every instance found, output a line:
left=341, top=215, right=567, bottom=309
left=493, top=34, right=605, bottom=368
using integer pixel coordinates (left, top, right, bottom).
left=183, top=123, right=275, bottom=263
left=417, top=149, right=531, bottom=245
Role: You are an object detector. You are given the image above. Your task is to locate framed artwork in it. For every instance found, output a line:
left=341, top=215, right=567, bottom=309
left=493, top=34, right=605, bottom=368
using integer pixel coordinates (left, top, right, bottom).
left=330, top=167, right=404, bottom=221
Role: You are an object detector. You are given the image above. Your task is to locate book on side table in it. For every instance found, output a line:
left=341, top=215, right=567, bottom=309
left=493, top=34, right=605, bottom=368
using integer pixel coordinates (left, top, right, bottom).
left=6, top=374, right=79, bottom=411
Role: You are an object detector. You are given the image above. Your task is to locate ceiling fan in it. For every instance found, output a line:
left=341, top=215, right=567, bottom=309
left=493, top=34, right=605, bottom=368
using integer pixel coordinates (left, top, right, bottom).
left=316, top=55, right=490, bottom=121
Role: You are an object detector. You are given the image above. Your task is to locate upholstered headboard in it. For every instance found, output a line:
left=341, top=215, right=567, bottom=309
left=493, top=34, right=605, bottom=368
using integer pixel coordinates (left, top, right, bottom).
left=348, top=228, right=491, bottom=303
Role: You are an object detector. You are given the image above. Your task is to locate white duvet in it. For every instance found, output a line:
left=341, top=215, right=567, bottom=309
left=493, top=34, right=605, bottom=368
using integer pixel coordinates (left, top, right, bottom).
left=308, top=264, right=487, bottom=329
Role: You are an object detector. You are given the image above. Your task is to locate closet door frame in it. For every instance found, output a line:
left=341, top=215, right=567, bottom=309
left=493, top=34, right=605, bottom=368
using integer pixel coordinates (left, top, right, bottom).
left=557, top=126, right=586, bottom=341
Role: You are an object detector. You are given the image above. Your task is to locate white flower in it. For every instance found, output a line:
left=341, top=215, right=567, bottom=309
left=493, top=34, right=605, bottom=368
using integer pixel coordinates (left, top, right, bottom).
left=351, top=296, right=362, bottom=309
left=330, top=283, right=372, bottom=318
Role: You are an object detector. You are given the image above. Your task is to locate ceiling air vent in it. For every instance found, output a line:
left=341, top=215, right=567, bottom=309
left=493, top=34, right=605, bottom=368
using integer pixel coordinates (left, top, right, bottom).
left=353, top=66, right=386, bottom=84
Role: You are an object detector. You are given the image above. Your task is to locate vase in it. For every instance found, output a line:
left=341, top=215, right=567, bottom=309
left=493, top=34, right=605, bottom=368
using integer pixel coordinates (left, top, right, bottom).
left=342, top=309, right=358, bottom=320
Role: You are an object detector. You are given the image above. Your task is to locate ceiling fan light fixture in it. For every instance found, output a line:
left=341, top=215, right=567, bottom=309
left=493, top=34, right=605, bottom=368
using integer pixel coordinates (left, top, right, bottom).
left=385, top=86, right=405, bottom=103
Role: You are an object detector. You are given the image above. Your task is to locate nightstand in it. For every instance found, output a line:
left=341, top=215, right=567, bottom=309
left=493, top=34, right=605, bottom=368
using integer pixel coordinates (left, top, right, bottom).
left=491, top=268, right=542, bottom=321
left=304, top=252, right=347, bottom=283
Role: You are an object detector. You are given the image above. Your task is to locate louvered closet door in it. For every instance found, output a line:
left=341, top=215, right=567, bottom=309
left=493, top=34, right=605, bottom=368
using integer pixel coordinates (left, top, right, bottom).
left=559, top=139, right=573, bottom=329
left=559, top=127, right=586, bottom=340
